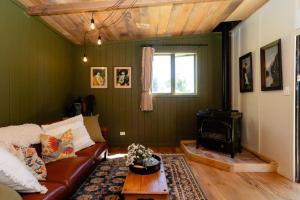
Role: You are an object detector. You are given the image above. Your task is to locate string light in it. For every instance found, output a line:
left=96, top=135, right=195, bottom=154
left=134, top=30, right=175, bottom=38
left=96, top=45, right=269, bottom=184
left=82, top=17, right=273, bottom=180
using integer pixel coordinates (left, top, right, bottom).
left=90, top=13, right=95, bottom=30
left=83, top=33, right=88, bottom=63
left=83, top=54, right=88, bottom=62
left=81, top=0, right=138, bottom=62
left=97, top=35, right=102, bottom=45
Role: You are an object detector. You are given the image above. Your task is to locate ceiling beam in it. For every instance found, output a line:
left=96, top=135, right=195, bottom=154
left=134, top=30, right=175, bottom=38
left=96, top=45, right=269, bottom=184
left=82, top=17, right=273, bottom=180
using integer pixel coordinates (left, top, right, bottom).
left=27, top=0, right=227, bottom=16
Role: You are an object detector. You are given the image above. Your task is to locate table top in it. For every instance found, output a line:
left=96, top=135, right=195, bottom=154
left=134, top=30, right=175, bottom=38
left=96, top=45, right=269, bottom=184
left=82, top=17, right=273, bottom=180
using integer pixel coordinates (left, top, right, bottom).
left=122, top=162, right=169, bottom=195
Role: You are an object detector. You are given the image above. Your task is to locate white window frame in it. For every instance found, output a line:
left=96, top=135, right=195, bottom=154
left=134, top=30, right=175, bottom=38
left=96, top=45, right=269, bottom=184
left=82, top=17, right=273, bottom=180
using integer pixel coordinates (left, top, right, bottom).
left=152, top=52, right=198, bottom=96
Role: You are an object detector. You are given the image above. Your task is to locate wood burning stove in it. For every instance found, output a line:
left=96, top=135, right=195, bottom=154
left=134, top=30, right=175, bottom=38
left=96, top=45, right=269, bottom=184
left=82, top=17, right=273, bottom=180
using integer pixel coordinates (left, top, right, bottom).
left=196, top=110, right=242, bottom=158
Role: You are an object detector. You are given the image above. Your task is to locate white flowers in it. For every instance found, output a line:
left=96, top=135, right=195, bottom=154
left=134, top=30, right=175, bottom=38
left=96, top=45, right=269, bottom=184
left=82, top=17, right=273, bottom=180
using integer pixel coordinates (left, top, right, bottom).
left=126, top=143, right=153, bottom=166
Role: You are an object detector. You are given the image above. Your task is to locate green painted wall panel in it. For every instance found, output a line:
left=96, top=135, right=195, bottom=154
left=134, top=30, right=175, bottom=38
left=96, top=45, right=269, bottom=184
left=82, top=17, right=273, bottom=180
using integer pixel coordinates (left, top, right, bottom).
left=0, top=0, right=73, bottom=126
left=72, top=34, right=222, bottom=146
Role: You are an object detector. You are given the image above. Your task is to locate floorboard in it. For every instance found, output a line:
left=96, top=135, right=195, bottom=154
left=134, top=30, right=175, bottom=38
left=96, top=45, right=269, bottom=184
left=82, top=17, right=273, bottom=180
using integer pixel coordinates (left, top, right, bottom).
left=109, top=147, right=300, bottom=200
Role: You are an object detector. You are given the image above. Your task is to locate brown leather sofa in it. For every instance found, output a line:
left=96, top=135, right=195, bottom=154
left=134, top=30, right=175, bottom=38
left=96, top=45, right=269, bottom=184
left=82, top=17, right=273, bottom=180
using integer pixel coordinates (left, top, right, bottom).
left=19, top=128, right=109, bottom=200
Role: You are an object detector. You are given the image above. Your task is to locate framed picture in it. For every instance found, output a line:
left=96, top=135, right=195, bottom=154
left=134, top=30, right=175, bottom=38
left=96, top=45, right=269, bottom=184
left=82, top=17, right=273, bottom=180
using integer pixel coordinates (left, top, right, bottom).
left=260, top=39, right=283, bottom=91
left=114, top=67, right=131, bottom=88
left=90, top=67, right=107, bottom=88
left=239, top=52, right=253, bottom=92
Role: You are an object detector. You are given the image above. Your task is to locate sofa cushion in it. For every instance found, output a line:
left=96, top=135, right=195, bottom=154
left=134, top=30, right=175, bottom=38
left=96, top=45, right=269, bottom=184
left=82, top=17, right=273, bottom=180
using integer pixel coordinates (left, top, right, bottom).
left=0, top=147, right=47, bottom=194
left=40, top=130, right=76, bottom=163
left=76, top=142, right=108, bottom=161
left=0, top=124, right=42, bottom=147
left=21, top=182, right=67, bottom=200
left=41, top=115, right=95, bottom=152
left=83, top=115, right=106, bottom=142
left=45, top=157, right=94, bottom=193
left=0, top=184, right=22, bottom=200
left=11, top=145, right=47, bottom=181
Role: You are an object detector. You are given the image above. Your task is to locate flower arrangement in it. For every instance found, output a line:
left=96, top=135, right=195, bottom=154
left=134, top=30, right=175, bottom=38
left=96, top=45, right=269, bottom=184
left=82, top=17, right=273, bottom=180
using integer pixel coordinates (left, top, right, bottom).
left=126, top=143, right=154, bottom=166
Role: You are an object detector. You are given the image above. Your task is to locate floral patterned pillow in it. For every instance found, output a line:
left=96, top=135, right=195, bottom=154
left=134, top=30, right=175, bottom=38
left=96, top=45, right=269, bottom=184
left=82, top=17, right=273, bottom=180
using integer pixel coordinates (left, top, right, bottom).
left=11, top=145, right=47, bottom=181
left=40, top=129, right=76, bottom=163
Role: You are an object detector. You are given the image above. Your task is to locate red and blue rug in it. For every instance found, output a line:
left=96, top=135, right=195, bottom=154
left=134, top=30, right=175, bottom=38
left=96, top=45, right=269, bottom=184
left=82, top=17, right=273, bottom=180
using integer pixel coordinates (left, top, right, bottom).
left=72, top=154, right=207, bottom=200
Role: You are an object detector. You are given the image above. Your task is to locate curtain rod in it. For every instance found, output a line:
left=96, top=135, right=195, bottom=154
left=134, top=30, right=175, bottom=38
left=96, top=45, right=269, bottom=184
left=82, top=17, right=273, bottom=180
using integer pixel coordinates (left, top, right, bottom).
left=140, top=44, right=208, bottom=47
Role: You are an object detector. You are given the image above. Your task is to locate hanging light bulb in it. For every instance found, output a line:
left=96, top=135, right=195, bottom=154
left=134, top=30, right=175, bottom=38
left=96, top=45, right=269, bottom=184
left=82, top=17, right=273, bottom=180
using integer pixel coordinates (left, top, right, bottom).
left=82, top=32, right=88, bottom=63
left=97, top=35, right=102, bottom=45
left=83, top=53, right=88, bottom=62
left=90, top=19, right=95, bottom=30
left=90, top=13, right=95, bottom=30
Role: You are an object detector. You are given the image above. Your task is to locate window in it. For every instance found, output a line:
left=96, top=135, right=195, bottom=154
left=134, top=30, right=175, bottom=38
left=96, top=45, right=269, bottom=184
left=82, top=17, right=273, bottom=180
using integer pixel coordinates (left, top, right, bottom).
left=152, top=55, right=171, bottom=93
left=152, top=53, right=197, bottom=95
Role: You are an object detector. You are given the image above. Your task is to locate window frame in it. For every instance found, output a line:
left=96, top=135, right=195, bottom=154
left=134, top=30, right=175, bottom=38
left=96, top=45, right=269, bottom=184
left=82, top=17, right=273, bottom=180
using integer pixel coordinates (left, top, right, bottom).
left=152, top=52, right=198, bottom=97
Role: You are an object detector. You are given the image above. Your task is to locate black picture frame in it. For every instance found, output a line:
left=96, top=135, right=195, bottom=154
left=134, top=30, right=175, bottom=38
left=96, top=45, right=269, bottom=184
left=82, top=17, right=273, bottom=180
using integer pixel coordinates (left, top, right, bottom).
left=239, top=52, right=253, bottom=93
left=260, top=39, right=283, bottom=91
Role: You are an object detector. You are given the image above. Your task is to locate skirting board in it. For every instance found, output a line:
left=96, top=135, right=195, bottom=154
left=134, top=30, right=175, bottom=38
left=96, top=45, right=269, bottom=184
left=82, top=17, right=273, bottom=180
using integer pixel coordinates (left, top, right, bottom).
left=181, top=140, right=278, bottom=173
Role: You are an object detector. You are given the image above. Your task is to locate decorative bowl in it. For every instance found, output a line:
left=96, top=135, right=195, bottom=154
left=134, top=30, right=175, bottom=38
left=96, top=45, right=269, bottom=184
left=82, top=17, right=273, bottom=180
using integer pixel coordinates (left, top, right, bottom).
left=129, top=155, right=161, bottom=175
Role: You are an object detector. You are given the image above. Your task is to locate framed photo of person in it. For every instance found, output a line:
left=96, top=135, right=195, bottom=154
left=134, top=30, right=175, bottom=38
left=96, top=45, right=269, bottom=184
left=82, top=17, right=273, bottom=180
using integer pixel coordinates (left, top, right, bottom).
left=114, top=67, right=131, bottom=88
left=90, top=67, right=108, bottom=88
left=239, top=52, right=253, bottom=93
left=260, top=39, right=283, bottom=91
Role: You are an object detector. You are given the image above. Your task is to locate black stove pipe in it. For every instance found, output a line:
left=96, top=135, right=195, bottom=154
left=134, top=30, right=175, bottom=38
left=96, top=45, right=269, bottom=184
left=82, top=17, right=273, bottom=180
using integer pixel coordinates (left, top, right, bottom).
left=222, top=27, right=231, bottom=111
left=213, top=21, right=240, bottom=111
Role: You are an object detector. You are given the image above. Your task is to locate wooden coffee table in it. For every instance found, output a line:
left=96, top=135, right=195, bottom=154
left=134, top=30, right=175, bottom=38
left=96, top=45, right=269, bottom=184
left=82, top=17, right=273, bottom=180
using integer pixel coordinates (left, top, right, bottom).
left=122, top=161, right=169, bottom=200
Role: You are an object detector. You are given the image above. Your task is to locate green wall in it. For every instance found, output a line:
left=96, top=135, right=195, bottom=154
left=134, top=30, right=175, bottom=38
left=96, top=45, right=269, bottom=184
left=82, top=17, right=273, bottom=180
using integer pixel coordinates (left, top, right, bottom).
left=0, top=0, right=73, bottom=126
left=73, top=34, right=222, bottom=146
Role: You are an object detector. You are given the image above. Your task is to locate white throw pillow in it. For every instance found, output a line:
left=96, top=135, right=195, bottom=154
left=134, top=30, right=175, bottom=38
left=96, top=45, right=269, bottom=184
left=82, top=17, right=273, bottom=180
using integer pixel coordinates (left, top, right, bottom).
left=42, top=115, right=95, bottom=152
left=0, top=124, right=42, bottom=147
left=0, top=147, right=47, bottom=194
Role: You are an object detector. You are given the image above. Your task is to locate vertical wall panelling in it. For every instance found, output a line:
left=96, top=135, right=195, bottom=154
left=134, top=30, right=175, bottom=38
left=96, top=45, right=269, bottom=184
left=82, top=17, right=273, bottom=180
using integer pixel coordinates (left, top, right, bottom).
left=231, top=0, right=297, bottom=180
left=73, top=34, right=222, bottom=146
left=0, top=0, right=73, bottom=126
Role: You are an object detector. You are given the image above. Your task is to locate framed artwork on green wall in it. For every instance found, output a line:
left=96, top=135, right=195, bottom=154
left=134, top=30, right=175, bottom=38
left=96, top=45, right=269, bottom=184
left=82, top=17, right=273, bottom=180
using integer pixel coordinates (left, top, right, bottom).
left=90, top=67, right=108, bottom=88
left=114, top=67, right=131, bottom=88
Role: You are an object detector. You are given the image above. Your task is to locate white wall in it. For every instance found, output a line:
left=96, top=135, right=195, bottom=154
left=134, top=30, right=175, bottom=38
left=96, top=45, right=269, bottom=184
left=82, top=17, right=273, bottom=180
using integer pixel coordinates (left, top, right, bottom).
left=231, top=0, right=297, bottom=180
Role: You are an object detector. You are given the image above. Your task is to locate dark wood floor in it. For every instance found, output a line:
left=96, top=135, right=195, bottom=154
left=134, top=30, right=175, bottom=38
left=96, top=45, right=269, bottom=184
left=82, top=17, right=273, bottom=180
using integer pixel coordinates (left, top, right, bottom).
left=109, top=147, right=300, bottom=200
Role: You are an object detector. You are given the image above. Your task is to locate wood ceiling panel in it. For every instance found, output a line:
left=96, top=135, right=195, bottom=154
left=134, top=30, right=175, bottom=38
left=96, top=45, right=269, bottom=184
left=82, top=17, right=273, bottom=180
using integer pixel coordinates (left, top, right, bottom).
left=225, top=0, right=267, bottom=21
left=147, top=7, right=160, bottom=37
left=19, top=0, right=35, bottom=6
left=115, top=11, right=131, bottom=39
left=129, top=8, right=142, bottom=38
left=172, top=4, right=195, bottom=36
left=199, top=2, right=230, bottom=32
left=41, top=16, right=81, bottom=43
left=166, top=4, right=185, bottom=36
left=182, top=3, right=212, bottom=34
left=195, top=0, right=242, bottom=33
left=100, top=11, right=120, bottom=41
left=27, top=0, right=227, bottom=16
left=18, top=0, right=269, bottom=44
left=157, top=5, right=173, bottom=36
left=138, top=7, right=151, bottom=38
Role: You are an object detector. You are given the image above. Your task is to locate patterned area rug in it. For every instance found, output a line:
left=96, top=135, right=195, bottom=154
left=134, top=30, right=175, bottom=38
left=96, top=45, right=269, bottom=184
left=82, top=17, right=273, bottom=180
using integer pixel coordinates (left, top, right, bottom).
left=72, top=154, right=207, bottom=200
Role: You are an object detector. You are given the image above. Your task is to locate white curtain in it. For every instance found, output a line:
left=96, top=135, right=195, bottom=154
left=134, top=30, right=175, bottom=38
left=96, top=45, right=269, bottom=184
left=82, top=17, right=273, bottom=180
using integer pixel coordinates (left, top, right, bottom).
left=140, top=47, right=155, bottom=111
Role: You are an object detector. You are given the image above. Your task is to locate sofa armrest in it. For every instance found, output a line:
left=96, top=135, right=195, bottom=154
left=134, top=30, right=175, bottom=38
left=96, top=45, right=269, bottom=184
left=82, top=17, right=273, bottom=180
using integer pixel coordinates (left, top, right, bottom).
left=101, top=127, right=108, bottom=141
left=0, top=184, right=22, bottom=200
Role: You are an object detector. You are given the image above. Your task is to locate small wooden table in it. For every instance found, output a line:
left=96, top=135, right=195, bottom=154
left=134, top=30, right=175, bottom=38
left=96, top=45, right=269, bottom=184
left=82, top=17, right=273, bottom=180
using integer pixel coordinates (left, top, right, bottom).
left=122, top=162, right=169, bottom=200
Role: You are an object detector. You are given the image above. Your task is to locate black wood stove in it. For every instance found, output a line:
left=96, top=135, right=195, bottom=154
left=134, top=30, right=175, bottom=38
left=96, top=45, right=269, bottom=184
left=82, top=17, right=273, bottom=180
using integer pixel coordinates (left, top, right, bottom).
left=196, top=109, right=242, bottom=158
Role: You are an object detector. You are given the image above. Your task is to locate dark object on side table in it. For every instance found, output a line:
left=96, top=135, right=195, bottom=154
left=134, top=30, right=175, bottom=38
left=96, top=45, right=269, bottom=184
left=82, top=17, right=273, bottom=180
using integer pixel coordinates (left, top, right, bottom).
left=82, top=95, right=95, bottom=116
left=66, top=95, right=95, bottom=117
left=129, top=155, right=161, bottom=175
left=196, top=109, right=242, bottom=158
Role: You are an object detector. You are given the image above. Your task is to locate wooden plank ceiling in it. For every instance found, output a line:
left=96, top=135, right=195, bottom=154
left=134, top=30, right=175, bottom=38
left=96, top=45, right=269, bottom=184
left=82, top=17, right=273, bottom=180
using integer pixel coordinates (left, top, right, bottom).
left=19, top=0, right=268, bottom=44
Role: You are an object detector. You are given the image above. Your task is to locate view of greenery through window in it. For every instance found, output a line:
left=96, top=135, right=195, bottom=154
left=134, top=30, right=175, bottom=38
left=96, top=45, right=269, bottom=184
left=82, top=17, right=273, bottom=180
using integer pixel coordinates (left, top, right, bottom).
left=152, top=53, right=196, bottom=95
